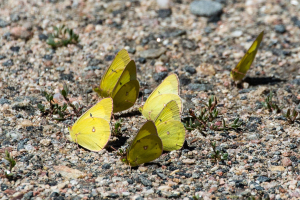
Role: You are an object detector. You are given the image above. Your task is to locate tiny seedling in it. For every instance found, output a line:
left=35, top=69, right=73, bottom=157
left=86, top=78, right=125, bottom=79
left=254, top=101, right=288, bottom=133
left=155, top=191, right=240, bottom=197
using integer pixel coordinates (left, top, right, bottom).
left=47, top=25, right=79, bottom=48
left=38, top=83, right=81, bottom=120
left=4, top=149, right=16, bottom=179
left=262, top=91, right=281, bottom=113
left=183, top=96, right=242, bottom=134
left=113, top=119, right=123, bottom=136
left=283, top=108, right=299, bottom=124
left=210, top=141, right=228, bottom=163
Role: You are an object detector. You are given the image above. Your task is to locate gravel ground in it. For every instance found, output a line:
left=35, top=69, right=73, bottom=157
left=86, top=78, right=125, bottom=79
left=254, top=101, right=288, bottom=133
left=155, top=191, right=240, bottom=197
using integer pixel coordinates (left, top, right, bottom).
left=1, top=0, right=300, bottom=199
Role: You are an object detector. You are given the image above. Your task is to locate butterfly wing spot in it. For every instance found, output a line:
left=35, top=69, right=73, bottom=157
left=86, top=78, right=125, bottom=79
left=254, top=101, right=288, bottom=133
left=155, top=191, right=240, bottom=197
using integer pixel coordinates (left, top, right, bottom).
left=92, top=127, right=95, bottom=132
left=120, top=82, right=122, bottom=85
left=159, top=119, right=162, bottom=122
left=90, top=113, right=93, bottom=117
left=167, top=131, right=170, bottom=135
left=143, top=145, right=148, bottom=150
left=126, top=92, right=128, bottom=96
left=158, top=91, right=161, bottom=94
left=111, top=69, right=117, bottom=73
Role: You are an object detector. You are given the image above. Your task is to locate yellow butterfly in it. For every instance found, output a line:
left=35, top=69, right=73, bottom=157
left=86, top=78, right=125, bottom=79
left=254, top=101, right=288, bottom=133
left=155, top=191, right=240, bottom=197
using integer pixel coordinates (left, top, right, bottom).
left=94, top=49, right=140, bottom=113
left=121, top=121, right=163, bottom=167
left=230, top=31, right=264, bottom=81
left=69, top=98, right=112, bottom=151
left=140, top=74, right=182, bottom=120
left=155, top=100, right=185, bottom=151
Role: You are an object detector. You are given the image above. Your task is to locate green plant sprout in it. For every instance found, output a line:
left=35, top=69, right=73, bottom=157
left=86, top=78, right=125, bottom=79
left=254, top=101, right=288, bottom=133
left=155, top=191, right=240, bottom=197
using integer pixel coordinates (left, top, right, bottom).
left=262, top=91, right=281, bottom=113
left=113, top=119, right=123, bottom=136
left=4, top=149, right=16, bottom=179
left=210, top=141, right=228, bottom=163
left=183, top=96, right=242, bottom=135
left=46, top=25, right=79, bottom=48
left=283, top=108, right=299, bottom=124
left=38, top=83, right=81, bottom=120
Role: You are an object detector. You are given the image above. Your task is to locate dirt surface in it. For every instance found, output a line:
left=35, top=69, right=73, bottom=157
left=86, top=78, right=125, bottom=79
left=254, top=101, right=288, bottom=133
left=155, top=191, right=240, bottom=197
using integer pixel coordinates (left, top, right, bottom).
left=1, top=0, right=300, bottom=199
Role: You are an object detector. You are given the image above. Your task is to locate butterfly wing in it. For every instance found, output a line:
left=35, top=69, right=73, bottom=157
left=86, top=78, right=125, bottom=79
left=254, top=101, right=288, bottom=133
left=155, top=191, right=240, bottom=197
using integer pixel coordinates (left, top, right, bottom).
left=112, top=80, right=140, bottom=113
left=231, top=31, right=264, bottom=81
left=126, top=121, right=163, bottom=167
left=75, top=98, right=113, bottom=126
left=156, top=120, right=185, bottom=151
left=111, top=60, right=140, bottom=113
left=69, top=117, right=111, bottom=151
left=98, top=49, right=131, bottom=97
left=146, top=74, right=179, bottom=103
left=155, top=101, right=185, bottom=151
left=142, top=94, right=182, bottom=120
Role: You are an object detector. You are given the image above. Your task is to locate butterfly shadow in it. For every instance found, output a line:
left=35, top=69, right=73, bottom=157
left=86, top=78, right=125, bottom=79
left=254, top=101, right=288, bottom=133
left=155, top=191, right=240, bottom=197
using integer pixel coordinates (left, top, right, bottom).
left=243, top=76, right=285, bottom=86
left=106, top=136, right=129, bottom=152
left=114, top=110, right=141, bottom=120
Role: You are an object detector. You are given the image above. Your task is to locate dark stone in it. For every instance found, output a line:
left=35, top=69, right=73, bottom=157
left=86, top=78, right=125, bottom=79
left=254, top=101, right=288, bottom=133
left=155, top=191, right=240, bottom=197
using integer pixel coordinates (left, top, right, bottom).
left=105, top=55, right=114, bottom=61
left=257, top=176, right=271, bottom=183
left=50, top=192, right=60, bottom=197
left=48, top=181, right=58, bottom=186
left=127, top=178, right=134, bottom=184
left=102, top=163, right=111, bottom=169
left=235, top=180, right=247, bottom=188
left=239, top=89, right=252, bottom=94
left=60, top=73, right=74, bottom=81
left=10, top=46, right=20, bottom=52
left=0, top=55, right=6, bottom=60
left=2, top=59, right=14, bottom=67
left=23, top=191, right=33, bottom=200
left=291, top=79, right=300, bottom=85
left=157, top=9, right=172, bottom=18
left=127, top=48, right=136, bottom=54
left=144, top=89, right=152, bottom=94
left=255, top=185, right=264, bottom=191
left=240, top=96, right=247, bottom=100
left=0, top=98, right=11, bottom=105
left=10, top=13, right=20, bottom=22
left=290, top=156, right=298, bottom=163
left=0, top=19, right=9, bottom=27
left=43, top=54, right=53, bottom=60
left=138, top=57, right=146, bottom=64
left=184, top=66, right=196, bottom=74
left=167, top=29, right=186, bottom=37
left=292, top=16, right=300, bottom=28
left=275, top=24, right=286, bottom=34
left=139, top=176, right=152, bottom=187
left=16, top=114, right=23, bottom=118
left=290, top=144, right=297, bottom=149
left=157, top=173, right=167, bottom=180
left=180, top=75, right=191, bottom=86
left=54, top=196, right=65, bottom=200
left=188, top=83, right=213, bottom=91
left=38, top=34, right=48, bottom=41
left=153, top=72, right=168, bottom=82
left=1, top=184, right=8, bottom=191
left=107, top=193, right=119, bottom=198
